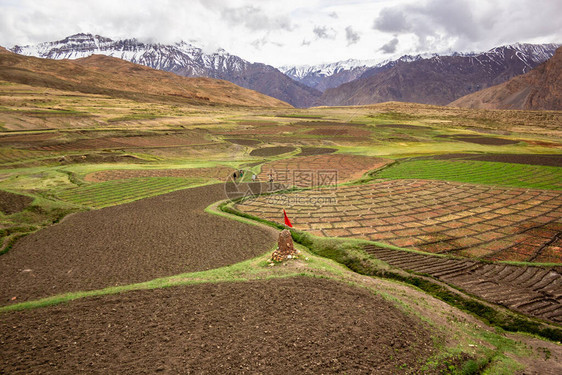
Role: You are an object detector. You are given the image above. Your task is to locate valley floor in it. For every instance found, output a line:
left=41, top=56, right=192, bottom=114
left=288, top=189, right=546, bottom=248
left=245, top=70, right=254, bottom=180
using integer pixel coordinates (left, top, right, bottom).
left=1, top=80, right=561, bottom=373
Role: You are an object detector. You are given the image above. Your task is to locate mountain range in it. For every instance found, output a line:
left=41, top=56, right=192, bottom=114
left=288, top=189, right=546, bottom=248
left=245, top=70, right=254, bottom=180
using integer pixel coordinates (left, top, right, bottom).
left=280, top=54, right=433, bottom=92
left=451, top=46, right=562, bottom=110
left=9, top=34, right=560, bottom=108
left=11, top=33, right=319, bottom=108
left=317, top=43, right=560, bottom=106
left=0, top=47, right=290, bottom=108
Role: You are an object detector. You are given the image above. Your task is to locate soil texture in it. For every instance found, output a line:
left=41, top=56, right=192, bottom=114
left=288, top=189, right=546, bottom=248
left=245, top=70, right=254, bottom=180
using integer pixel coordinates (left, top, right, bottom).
left=0, top=190, right=33, bottom=214
left=0, top=277, right=435, bottom=374
left=0, top=184, right=277, bottom=304
left=296, top=147, right=337, bottom=156
left=249, top=146, right=296, bottom=157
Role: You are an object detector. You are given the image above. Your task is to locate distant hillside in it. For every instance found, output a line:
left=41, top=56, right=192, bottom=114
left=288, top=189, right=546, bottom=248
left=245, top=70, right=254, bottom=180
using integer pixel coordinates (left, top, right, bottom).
left=0, top=48, right=291, bottom=108
left=450, top=47, right=562, bottom=110
left=11, top=33, right=319, bottom=107
left=318, top=43, right=559, bottom=106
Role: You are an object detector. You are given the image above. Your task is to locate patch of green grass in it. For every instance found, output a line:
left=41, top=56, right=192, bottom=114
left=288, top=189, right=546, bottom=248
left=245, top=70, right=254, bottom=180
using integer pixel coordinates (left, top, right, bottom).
left=368, top=112, right=419, bottom=121
left=56, top=177, right=208, bottom=208
left=0, top=107, right=87, bottom=116
left=106, top=113, right=162, bottom=122
left=0, top=195, right=79, bottom=254
left=374, top=159, right=562, bottom=190
left=0, top=148, right=51, bottom=165
left=275, top=114, right=323, bottom=119
left=0, top=227, right=35, bottom=255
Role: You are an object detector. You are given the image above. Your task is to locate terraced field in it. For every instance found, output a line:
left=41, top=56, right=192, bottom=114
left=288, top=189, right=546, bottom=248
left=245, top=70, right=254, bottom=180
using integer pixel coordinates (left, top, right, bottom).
left=30, top=134, right=210, bottom=151
left=236, top=179, right=562, bottom=263
left=84, top=166, right=234, bottom=182
left=363, top=244, right=562, bottom=324
left=0, top=148, right=52, bottom=165
left=258, top=154, right=392, bottom=188
left=57, top=177, right=206, bottom=208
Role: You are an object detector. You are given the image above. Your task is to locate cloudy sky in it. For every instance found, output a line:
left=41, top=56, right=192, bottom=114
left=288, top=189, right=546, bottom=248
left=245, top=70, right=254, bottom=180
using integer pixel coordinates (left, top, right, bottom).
left=1, top=0, right=560, bottom=67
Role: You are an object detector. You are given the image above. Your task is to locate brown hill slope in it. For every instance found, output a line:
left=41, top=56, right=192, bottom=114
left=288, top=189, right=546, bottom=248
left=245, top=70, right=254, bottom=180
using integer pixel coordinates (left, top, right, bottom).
left=450, top=47, right=562, bottom=110
left=0, top=48, right=291, bottom=108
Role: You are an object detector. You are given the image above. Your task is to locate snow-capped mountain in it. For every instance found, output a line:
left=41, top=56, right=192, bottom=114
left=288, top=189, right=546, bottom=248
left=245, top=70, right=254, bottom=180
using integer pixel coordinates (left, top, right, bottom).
left=281, top=59, right=377, bottom=92
left=281, top=43, right=558, bottom=94
left=281, top=54, right=438, bottom=92
left=9, top=35, right=559, bottom=108
left=318, top=43, right=561, bottom=106
left=11, top=33, right=321, bottom=107
left=450, top=46, right=562, bottom=110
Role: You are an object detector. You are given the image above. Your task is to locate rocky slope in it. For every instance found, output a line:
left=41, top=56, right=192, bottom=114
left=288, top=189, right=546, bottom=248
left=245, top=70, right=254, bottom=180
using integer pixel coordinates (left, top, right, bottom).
left=11, top=33, right=320, bottom=107
left=281, top=60, right=375, bottom=92
left=318, top=43, right=559, bottom=106
left=281, top=55, right=431, bottom=92
left=0, top=47, right=291, bottom=108
left=450, top=47, right=562, bottom=110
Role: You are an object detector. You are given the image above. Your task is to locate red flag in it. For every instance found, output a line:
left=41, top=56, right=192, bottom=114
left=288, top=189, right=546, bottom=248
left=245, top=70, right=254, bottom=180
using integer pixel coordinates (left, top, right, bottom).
left=283, top=209, right=293, bottom=227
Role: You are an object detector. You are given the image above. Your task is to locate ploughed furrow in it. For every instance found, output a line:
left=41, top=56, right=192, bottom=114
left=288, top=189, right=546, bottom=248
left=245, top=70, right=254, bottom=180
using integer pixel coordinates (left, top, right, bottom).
left=430, top=262, right=476, bottom=278
left=378, top=253, right=423, bottom=265
left=363, top=244, right=562, bottom=323
left=530, top=270, right=560, bottom=290
left=544, top=309, right=562, bottom=321
left=510, top=267, right=542, bottom=284
left=400, top=257, right=446, bottom=272
left=412, top=260, right=464, bottom=274
left=502, top=267, right=528, bottom=282
left=519, top=269, right=552, bottom=288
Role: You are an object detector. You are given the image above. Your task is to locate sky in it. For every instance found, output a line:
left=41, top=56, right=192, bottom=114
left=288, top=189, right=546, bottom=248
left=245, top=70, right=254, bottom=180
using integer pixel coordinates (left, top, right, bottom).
left=1, top=0, right=561, bottom=67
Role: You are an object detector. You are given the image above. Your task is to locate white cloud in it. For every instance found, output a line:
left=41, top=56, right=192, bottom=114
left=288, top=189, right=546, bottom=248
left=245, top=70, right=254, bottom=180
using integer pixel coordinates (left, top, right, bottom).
left=0, top=0, right=560, bottom=66
left=313, top=26, right=337, bottom=40
left=345, top=26, right=360, bottom=46
left=373, top=0, right=562, bottom=53
left=380, top=37, right=399, bottom=53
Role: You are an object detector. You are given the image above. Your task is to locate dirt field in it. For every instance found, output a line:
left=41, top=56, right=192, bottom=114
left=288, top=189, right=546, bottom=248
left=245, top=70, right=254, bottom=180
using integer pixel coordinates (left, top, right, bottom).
left=30, top=134, right=210, bottom=151
left=0, top=184, right=277, bottom=304
left=0, top=277, right=436, bottom=374
left=296, top=147, right=337, bottom=156
left=215, top=125, right=295, bottom=136
left=259, top=154, right=392, bottom=187
left=85, top=166, right=235, bottom=182
left=249, top=146, right=296, bottom=157
left=0, top=132, right=57, bottom=145
left=236, top=179, right=562, bottom=263
left=364, top=245, right=562, bottom=323
left=0, top=190, right=33, bottom=214
left=436, top=134, right=519, bottom=145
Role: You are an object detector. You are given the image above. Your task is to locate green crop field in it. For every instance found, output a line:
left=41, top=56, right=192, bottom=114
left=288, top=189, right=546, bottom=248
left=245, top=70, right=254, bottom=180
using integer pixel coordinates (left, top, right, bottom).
left=56, top=177, right=208, bottom=208
left=0, top=148, right=51, bottom=165
left=373, top=159, right=562, bottom=189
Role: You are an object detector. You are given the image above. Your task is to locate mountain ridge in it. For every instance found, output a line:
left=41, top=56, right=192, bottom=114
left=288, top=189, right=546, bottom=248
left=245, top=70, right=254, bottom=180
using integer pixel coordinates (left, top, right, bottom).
left=9, top=35, right=560, bottom=109
left=317, top=43, right=560, bottom=106
left=0, top=47, right=292, bottom=108
left=11, top=33, right=320, bottom=108
left=450, top=46, right=562, bottom=110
